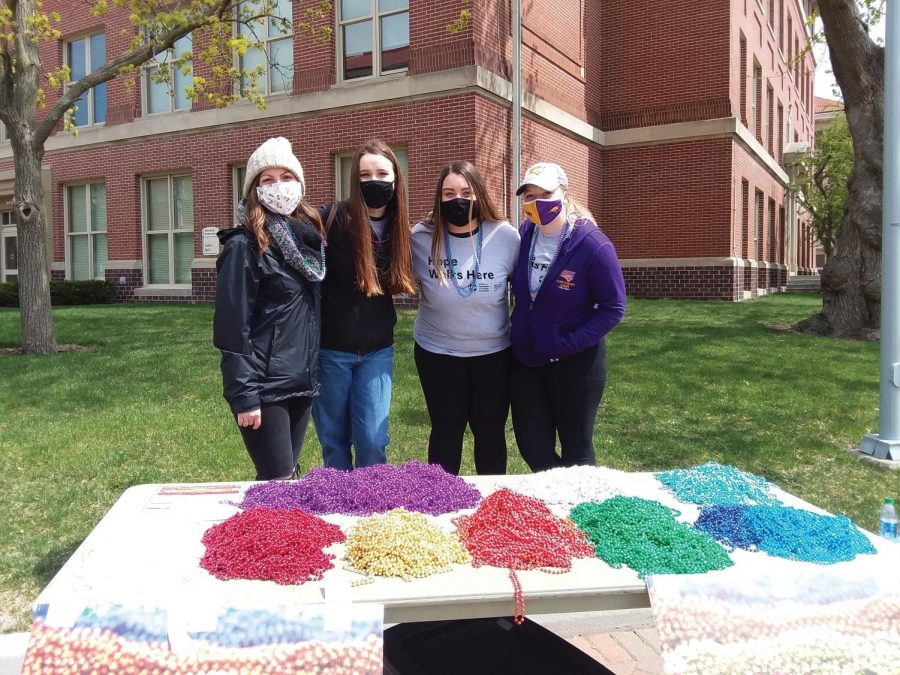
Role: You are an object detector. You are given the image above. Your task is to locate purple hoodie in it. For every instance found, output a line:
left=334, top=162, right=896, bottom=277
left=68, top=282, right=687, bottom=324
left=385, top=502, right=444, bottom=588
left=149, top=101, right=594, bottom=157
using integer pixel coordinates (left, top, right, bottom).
left=510, top=217, right=626, bottom=367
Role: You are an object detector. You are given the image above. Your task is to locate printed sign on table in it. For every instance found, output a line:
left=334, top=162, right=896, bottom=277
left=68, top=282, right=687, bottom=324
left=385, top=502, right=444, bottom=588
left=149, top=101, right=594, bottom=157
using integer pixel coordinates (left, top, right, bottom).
left=22, top=600, right=384, bottom=674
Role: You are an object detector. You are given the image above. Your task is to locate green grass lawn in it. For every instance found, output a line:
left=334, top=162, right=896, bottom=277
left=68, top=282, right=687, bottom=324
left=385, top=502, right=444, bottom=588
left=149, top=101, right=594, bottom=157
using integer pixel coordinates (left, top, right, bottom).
left=0, top=294, right=897, bottom=631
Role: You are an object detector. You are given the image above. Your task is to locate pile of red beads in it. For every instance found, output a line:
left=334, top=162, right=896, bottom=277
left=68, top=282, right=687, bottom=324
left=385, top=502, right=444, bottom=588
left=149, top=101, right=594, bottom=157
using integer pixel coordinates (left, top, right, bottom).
left=238, top=461, right=481, bottom=516
left=200, top=507, right=345, bottom=585
left=453, top=488, right=594, bottom=624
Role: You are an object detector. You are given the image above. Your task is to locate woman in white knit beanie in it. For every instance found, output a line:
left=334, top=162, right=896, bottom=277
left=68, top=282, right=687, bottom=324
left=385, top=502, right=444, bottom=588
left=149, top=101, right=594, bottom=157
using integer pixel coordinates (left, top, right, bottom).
left=213, top=137, right=326, bottom=479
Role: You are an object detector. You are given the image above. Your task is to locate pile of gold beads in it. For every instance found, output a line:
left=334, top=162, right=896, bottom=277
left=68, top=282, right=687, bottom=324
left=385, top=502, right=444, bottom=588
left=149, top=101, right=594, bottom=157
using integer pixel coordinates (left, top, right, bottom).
left=344, top=508, right=470, bottom=583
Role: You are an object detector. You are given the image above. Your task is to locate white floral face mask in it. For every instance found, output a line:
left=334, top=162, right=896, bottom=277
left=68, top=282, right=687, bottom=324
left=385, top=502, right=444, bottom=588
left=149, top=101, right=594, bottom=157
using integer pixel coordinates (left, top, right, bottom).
left=256, top=180, right=303, bottom=216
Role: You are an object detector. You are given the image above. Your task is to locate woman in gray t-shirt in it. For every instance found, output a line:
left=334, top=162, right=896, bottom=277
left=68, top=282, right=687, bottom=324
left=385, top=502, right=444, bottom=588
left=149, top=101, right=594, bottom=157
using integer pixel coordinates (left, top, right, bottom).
left=411, top=162, right=520, bottom=475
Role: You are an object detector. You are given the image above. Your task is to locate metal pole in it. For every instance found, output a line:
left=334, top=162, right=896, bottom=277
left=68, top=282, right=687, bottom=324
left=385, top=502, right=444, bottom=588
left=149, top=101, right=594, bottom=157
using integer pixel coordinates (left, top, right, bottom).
left=512, top=0, right=522, bottom=220
left=861, top=0, right=900, bottom=460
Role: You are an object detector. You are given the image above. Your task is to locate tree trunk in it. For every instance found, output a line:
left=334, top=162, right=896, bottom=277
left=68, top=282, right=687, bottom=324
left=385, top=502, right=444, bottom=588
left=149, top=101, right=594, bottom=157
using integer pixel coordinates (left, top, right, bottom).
left=5, top=0, right=57, bottom=354
left=13, top=140, right=56, bottom=354
left=798, top=0, right=884, bottom=338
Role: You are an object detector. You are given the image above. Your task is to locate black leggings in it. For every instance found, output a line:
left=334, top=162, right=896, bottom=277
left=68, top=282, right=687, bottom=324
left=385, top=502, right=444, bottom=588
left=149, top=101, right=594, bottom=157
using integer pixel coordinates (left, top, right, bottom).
left=414, top=343, right=510, bottom=475
left=510, top=342, right=608, bottom=472
left=237, top=396, right=313, bottom=480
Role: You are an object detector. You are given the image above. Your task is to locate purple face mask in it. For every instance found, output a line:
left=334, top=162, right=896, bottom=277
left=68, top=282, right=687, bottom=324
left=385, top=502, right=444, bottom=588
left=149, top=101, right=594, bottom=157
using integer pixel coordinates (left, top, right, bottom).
left=522, top=197, right=564, bottom=226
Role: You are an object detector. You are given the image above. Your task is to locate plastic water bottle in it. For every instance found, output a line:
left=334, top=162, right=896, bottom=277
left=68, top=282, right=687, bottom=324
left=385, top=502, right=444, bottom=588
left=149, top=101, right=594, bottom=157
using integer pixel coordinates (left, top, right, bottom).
left=880, top=498, right=898, bottom=542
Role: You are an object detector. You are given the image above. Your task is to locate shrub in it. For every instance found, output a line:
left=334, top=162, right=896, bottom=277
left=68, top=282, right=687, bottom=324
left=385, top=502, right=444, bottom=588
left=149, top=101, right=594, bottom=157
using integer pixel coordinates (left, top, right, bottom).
left=0, top=280, right=117, bottom=307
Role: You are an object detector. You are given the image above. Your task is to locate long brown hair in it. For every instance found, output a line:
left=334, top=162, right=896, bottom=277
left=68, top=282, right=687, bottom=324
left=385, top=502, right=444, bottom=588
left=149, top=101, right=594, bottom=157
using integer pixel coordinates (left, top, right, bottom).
left=242, top=174, right=324, bottom=253
left=345, top=140, right=415, bottom=296
left=429, top=161, right=504, bottom=285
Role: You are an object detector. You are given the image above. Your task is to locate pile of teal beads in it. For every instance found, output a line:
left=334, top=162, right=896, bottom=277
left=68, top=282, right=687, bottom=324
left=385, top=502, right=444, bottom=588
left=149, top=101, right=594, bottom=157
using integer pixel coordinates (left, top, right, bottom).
left=695, top=504, right=877, bottom=564
left=570, top=496, right=733, bottom=578
left=655, top=461, right=780, bottom=506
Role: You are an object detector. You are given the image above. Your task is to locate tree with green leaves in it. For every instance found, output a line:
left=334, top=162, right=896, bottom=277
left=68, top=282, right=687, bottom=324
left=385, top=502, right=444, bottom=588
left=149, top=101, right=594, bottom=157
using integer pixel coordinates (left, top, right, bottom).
left=789, top=111, right=853, bottom=263
left=797, top=0, right=885, bottom=337
left=0, top=0, right=330, bottom=354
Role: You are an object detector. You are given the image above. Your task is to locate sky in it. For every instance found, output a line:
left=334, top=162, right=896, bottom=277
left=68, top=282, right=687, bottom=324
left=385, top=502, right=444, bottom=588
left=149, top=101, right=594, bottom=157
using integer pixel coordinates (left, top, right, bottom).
left=814, top=12, right=886, bottom=100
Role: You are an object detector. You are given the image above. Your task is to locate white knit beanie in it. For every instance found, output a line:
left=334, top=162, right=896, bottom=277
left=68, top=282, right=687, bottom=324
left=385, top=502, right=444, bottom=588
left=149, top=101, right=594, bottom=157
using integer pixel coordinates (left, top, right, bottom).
left=243, top=137, right=305, bottom=198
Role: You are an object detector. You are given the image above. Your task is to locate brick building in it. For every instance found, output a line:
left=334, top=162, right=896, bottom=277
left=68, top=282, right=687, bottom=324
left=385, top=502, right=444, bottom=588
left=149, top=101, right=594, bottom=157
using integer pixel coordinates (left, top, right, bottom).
left=0, top=0, right=817, bottom=301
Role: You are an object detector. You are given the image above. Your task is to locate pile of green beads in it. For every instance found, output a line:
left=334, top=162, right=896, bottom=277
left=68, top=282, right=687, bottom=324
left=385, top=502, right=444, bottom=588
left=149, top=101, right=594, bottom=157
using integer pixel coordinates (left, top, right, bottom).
left=570, top=497, right=733, bottom=578
left=695, top=504, right=877, bottom=564
left=655, top=461, right=780, bottom=506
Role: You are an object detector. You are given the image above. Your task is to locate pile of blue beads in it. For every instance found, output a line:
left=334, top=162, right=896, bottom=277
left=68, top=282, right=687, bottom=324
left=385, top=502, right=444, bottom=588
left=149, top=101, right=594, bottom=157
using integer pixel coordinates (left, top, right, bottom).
left=655, top=461, right=781, bottom=506
left=694, top=504, right=877, bottom=564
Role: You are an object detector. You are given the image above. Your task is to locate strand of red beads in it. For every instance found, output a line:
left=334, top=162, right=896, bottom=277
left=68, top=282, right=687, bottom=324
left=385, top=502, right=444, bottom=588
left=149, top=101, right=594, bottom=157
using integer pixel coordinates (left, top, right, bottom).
left=200, top=507, right=346, bottom=585
left=453, top=488, right=594, bottom=624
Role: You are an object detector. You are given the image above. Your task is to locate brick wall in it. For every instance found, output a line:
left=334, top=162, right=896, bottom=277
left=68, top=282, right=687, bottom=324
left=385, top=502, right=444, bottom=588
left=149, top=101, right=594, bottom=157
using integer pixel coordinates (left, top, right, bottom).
left=600, top=138, right=733, bottom=260
left=598, top=1, right=732, bottom=130
left=731, top=0, right=816, bottom=151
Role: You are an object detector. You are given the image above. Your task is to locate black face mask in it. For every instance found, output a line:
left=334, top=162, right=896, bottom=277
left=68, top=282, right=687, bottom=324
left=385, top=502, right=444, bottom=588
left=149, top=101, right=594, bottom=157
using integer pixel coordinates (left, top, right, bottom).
left=440, top=198, right=480, bottom=227
left=359, top=180, right=395, bottom=209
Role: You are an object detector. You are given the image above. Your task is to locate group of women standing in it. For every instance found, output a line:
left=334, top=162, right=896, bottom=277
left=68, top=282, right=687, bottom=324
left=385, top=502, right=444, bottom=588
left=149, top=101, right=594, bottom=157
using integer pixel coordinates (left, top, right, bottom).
left=213, top=136, right=626, bottom=481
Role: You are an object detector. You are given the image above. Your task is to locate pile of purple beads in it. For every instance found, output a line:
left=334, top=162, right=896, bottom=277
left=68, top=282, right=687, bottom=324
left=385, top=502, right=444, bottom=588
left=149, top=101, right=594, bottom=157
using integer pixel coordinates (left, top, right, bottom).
left=238, top=461, right=482, bottom=516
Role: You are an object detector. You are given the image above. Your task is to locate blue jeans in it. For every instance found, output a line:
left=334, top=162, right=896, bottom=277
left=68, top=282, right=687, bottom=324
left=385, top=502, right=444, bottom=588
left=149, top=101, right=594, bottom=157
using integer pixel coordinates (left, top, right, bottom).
left=312, top=346, right=393, bottom=469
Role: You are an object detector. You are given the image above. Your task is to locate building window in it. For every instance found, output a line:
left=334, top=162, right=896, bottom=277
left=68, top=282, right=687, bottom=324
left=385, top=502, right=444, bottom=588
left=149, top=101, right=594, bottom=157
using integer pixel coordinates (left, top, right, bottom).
left=767, top=198, right=777, bottom=262
left=0, top=124, right=7, bottom=143
left=233, top=165, right=247, bottom=217
left=144, top=34, right=193, bottom=115
left=238, top=0, right=294, bottom=96
left=766, top=84, right=774, bottom=154
left=66, top=34, right=107, bottom=127
left=66, top=183, right=108, bottom=281
left=751, top=61, right=762, bottom=139
left=787, top=16, right=793, bottom=67
left=143, top=175, right=194, bottom=285
left=338, top=0, right=409, bottom=80
left=754, top=190, right=763, bottom=261
left=740, top=180, right=749, bottom=260
left=777, top=101, right=784, bottom=164
left=778, top=0, right=785, bottom=54
left=739, top=35, right=747, bottom=126
left=335, top=146, right=408, bottom=200
left=0, top=211, right=16, bottom=282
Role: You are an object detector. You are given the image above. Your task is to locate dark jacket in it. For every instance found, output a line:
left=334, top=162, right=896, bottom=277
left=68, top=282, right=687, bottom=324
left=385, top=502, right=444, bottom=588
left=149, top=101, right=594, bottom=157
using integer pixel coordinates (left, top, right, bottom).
left=319, top=202, right=396, bottom=354
left=213, top=224, right=321, bottom=414
left=510, top=217, right=626, bottom=367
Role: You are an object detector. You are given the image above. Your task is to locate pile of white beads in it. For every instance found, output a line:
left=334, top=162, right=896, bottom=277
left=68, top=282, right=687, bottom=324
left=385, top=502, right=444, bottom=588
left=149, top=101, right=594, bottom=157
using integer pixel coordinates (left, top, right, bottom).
left=501, top=466, right=691, bottom=516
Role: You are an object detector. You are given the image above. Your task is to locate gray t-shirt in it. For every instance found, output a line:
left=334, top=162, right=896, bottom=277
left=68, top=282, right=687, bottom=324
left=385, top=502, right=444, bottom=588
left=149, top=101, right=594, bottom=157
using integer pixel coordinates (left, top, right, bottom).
left=370, top=215, right=387, bottom=240
left=412, top=219, right=520, bottom=357
left=529, top=229, right=558, bottom=299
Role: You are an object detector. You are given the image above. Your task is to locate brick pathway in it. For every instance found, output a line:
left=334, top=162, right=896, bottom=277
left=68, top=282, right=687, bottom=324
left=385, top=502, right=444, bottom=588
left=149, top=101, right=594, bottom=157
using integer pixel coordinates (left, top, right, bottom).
left=567, top=627, right=663, bottom=675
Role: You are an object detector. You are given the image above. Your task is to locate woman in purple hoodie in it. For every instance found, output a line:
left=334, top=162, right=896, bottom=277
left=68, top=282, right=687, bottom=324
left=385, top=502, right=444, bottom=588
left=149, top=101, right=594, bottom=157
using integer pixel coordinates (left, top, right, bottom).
left=509, top=162, right=626, bottom=472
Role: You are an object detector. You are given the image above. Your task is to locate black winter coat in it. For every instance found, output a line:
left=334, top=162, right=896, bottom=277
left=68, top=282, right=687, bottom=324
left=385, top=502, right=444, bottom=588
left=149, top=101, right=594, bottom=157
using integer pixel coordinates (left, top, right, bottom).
left=319, top=203, right=397, bottom=354
left=213, top=225, right=320, bottom=414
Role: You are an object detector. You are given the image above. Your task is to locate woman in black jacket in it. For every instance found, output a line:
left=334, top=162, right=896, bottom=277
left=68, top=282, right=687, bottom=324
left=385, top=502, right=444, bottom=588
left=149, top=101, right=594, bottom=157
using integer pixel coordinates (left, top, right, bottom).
left=214, top=137, right=326, bottom=479
left=312, top=139, right=416, bottom=470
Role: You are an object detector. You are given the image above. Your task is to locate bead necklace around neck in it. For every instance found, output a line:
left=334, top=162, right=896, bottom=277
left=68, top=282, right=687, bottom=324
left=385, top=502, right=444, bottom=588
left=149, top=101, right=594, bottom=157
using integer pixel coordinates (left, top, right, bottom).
left=442, top=223, right=483, bottom=298
left=528, top=219, right=571, bottom=296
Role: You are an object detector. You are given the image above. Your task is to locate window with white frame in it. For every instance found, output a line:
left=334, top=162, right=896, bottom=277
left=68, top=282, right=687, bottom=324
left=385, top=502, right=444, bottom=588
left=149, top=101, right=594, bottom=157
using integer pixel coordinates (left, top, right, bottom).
left=66, top=183, right=108, bottom=280
left=238, top=0, right=294, bottom=96
left=0, top=124, right=7, bottom=142
left=0, top=211, right=16, bottom=282
left=144, top=34, right=193, bottom=115
left=335, top=146, right=408, bottom=201
left=233, top=165, right=247, bottom=215
left=66, top=34, right=107, bottom=127
left=338, top=0, right=409, bottom=80
left=143, top=175, right=194, bottom=285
